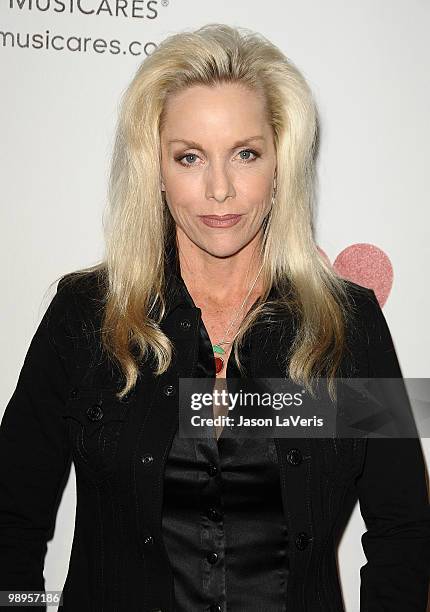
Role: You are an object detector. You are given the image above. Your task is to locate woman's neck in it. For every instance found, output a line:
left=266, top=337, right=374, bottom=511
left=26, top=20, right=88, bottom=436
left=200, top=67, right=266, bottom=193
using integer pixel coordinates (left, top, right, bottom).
left=176, top=235, right=264, bottom=309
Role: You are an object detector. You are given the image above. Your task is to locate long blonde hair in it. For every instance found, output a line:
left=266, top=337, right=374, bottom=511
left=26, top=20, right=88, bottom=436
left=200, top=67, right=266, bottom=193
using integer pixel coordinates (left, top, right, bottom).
left=54, top=23, right=363, bottom=401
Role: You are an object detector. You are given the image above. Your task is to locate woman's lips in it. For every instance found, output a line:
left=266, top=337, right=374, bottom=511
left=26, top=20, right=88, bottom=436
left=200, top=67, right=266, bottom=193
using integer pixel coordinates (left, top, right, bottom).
left=199, top=214, right=243, bottom=228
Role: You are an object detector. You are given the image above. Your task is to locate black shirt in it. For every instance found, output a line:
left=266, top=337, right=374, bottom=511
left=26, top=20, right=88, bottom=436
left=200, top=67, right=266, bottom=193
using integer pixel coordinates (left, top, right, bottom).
left=161, top=271, right=290, bottom=612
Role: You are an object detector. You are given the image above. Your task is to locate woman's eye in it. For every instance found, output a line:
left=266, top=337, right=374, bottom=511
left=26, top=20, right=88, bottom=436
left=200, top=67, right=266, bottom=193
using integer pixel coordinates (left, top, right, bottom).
left=238, top=149, right=258, bottom=162
left=178, top=153, right=199, bottom=166
left=176, top=149, right=259, bottom=167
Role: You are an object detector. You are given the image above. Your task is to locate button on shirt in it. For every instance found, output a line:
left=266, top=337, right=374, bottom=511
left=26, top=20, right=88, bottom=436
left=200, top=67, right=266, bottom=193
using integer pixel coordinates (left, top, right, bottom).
left=161, top=264, right=290, bottom=611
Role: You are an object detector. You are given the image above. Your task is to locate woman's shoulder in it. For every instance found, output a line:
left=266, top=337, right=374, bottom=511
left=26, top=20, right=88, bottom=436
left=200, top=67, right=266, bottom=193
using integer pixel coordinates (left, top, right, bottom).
left=339, top=279, right=386, bottom=340
left=340, top=279, right=403, bottom=377
left=48, top=267, right=108, bottom=332
left=57, top=267, right=107, bottom=300
left=342, top=278, right=379, bottom=313
left=57, top=267, right=107, bottom=309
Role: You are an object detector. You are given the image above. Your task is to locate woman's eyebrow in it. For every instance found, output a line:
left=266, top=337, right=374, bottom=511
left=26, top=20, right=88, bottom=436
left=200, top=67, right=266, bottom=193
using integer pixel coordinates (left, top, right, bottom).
left=167, top=135, right=266, bottom=149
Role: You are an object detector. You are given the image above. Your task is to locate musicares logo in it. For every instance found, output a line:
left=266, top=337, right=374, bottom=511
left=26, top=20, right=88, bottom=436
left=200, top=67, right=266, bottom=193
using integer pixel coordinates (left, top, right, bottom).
left=8, top=0, right=163, bottom=19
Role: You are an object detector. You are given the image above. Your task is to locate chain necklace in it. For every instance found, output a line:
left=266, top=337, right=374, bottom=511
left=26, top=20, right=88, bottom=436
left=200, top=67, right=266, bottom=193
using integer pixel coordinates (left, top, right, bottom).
left=212, top=261, right=264, bottom=374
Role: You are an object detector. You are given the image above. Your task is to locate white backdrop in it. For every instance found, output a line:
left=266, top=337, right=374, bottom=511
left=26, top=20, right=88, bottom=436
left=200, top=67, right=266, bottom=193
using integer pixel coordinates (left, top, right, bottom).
left=1, top=1, right=429, bottom=610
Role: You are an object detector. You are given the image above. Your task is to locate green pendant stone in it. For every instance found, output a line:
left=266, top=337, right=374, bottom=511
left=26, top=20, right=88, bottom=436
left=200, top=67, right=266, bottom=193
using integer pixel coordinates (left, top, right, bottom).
left=213, top=344, right=225, bottom=355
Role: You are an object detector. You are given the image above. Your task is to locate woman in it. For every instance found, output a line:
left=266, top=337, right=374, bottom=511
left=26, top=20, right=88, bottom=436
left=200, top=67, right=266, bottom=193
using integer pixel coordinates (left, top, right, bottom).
left=0, top=23, right=429, bottom=612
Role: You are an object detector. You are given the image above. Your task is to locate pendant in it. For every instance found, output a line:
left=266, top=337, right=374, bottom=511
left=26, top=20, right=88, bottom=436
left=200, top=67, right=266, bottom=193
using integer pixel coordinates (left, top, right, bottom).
left=213, top=344, right=225, bottom=374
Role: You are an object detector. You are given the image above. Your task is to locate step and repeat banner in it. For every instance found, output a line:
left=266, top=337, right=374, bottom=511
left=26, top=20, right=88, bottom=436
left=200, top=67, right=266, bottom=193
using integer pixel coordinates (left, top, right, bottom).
left=1, top=1, right=429, bottom=610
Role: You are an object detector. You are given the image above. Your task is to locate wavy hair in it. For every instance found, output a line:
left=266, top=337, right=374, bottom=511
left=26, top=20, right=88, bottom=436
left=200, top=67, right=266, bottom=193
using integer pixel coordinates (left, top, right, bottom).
left=54, top=23, right=363, bottom=401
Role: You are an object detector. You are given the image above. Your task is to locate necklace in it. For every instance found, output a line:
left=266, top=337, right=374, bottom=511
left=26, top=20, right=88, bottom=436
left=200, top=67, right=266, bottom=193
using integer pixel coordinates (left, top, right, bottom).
left=212, top=261, right=264, bottom=374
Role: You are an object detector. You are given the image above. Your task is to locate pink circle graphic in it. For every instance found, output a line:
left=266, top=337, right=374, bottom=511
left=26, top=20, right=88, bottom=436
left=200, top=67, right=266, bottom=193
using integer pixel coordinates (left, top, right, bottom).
left=333, top=243, right=393, bottom=307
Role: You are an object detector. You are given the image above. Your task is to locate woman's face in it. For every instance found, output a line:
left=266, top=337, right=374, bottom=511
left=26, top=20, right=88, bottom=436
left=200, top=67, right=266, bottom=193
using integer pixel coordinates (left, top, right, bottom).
left=160, top=82, right=277, bottom=258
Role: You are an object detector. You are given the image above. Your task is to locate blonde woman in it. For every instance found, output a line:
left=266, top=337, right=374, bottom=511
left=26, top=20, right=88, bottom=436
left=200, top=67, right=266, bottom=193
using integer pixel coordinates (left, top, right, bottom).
left=0, top=23, right=429, bottom=612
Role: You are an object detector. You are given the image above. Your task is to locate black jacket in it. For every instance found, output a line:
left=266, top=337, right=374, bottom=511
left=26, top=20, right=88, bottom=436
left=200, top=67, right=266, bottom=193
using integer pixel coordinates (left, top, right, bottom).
left=0, top=268, right=429, bottom=612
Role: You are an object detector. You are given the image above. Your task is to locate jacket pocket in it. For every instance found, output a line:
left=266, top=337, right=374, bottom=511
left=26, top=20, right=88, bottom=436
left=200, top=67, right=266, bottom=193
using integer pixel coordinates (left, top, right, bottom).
left=63, top=386, right=131, bottom=482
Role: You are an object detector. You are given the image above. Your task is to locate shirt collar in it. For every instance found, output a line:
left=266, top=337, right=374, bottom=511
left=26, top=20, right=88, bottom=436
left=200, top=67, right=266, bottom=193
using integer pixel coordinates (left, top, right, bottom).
left=163, top=232, right=195, bottom=317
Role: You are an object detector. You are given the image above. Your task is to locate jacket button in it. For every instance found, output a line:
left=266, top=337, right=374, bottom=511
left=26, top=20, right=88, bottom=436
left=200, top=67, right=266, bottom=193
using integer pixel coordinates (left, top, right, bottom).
left=179, top=319, right=191, bottom=330
left=207, top=464, right=218, bottom=477
left=69, top=387, right=79, bottom=399
left=86, top=404, right=103, bottom=421
left=287, top=448, right=303, bottom=466
left=295, top=531, right=310, bottom=550
left=210, top=605, right=222, bottom=612
left=141, top=454, right=154, bottom=465
left=143, top=534, right=154, bottom=545
left=163, top=384, right=176, bottom=396
left=207, top=551, right=218, bottom=564
left=207, top=507, right=222, bottom=522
